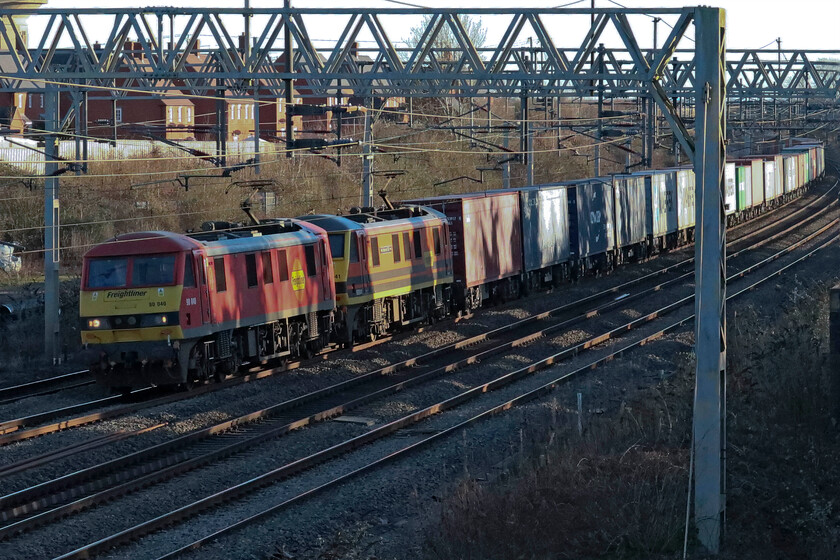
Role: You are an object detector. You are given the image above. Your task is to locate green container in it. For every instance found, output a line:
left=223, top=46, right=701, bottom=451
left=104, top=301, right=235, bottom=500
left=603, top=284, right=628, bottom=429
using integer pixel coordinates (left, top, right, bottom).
left=736, top=165, right=750, bottom=211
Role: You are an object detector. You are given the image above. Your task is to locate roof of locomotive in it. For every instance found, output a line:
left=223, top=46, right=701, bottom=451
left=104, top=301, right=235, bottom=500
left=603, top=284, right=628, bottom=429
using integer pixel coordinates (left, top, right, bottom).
left=84, top=231, right=204, bottom=258
left=84, top=219, right=327, bottom=259
left=300, top=206, right=447, bottom=233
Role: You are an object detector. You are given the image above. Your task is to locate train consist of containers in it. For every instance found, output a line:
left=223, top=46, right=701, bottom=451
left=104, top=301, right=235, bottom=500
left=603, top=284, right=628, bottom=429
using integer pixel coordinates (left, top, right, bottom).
left=408, top=142, right=824, bottom=309
left=80, top=142, right=825, bottom=389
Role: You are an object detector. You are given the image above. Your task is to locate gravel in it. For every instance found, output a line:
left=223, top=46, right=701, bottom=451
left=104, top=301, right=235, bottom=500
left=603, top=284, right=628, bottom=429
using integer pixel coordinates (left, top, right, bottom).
left=0, top=179, right=835, bottom=559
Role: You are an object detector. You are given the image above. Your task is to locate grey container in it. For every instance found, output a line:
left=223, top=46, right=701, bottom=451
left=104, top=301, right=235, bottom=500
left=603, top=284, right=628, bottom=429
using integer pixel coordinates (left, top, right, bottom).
left=566, top=178, right=615, bottom=259
left=612, top=174, right=648, bottom=248
left=635, top=169, right=679, bottom=238
left=674, top=168, right=696, bottom=229
left=519, top=185, right=571, bottom=272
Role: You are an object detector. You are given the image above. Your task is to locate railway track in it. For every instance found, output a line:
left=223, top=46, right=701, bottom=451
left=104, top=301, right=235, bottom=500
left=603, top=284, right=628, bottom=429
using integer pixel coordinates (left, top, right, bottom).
left=2, top=199, right=835, bottom=558
left=0, top=178, right=834, bottom=449
left=0, top=171, right=830, bottom=416
left=0, top=370, right=93, bottom=407
left=46, top=202, right=839, bottom=560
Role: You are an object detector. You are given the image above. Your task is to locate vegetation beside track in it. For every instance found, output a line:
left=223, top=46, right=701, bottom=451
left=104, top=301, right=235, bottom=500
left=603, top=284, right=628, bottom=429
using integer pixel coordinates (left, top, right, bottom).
left=422, top=277, right=840, bottom=560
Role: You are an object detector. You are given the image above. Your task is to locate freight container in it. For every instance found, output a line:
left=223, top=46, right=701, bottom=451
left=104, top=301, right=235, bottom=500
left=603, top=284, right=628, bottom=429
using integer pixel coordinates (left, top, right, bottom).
left=735, top=163, right=752, bottom=211
left=724, top=162, right=737, bottom=215
left=737, top=158, right=764, bottom=208
left=612, top=174, right=648, bottom=249
left=517, top=185, right=571, bottom=272
left=761, top=156, right=783, bottom=201
left=565, top=178, right=615, bottom=260
left=794, top=142, right=825, bottom=178
left=632, top=169, right=678, bottom=239
left=403, top=191, right=523, bottom=290
left=783, top=155, right=797, bottom=194
left=747, top=158, right=764, bottom=208
left=674, top=168, right=695, bottom=230
left=783, top=147, right=812, bottom=188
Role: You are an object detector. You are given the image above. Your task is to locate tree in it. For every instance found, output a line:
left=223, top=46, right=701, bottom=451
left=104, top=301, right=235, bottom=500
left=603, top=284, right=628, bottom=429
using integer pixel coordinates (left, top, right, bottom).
left=404, top=14, right=488, bottom=57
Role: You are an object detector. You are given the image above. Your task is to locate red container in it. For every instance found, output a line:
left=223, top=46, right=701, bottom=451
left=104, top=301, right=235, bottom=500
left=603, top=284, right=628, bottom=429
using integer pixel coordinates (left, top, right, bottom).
left=404, top=192, right=523, bottom=289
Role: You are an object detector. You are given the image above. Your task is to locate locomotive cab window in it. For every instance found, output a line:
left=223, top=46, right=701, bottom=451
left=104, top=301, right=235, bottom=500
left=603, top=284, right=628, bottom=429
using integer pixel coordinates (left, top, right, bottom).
left=214, top=258, right=227, bottom=292
left=349, top=236, right=359, bottom=263
left=183, top=254, right=196, bottom=288
left=305, top=245, right=317, bottom=277
left=413, top=230, right=422, bottom=258
left=328, top=234, right=345, bottom=259
left=370, top=237, right=380, bottom=267
left=87, top=257, right=128, bottom=288
left=245, top=253, right=258, bottom=288
left=392, top=234, right=401, bottom=263
left=262, top=252, right=274, bottom=284
left=132, top=255, right=176, bottom=286
left=433, top=228, right=442, bottom=255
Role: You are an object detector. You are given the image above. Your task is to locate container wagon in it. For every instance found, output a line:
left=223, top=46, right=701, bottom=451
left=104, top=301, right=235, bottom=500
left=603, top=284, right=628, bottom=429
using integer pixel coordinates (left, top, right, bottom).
left=612, top=173, right=649, bottom=262
left=403, top=191, right=523, bottom=311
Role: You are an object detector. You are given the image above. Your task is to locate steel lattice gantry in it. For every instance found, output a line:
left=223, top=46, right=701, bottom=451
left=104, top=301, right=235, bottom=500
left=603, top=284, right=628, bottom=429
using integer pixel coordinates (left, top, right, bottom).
left=0, top=6, right=815, bottom=554
left=0, top=7, right=838, bottom=100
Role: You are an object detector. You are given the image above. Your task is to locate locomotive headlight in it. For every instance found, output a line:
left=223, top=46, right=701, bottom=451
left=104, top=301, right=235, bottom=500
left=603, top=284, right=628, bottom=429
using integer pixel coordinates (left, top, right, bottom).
left=160, top=315, right=168, bottom=324
left=88, top=318, right=101, bottom=328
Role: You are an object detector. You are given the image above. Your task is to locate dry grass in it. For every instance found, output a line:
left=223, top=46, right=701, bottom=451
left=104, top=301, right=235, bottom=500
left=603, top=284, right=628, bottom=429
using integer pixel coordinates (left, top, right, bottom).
left=424, top=279, right=840, bottom=560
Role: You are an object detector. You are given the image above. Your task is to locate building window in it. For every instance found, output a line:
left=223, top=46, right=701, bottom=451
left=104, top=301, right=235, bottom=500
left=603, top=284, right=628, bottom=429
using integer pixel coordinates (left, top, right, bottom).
left=186, top=107, right=192, bottom=122
left=237, top=104, right=242, bottom=120
left=115, top=107, right=123, bottom=123
left=168, top=107, right=173, bottom=123
left=40, top=95, right=43, bottom=108
left=177, top=106, right=182, bottom=123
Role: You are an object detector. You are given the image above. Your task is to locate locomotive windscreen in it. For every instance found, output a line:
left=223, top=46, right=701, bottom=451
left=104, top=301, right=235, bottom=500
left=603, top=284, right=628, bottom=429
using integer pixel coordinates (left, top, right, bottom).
left=87, top=257, right=128, bottom=288
left=86, top=254, right=177, bottom=288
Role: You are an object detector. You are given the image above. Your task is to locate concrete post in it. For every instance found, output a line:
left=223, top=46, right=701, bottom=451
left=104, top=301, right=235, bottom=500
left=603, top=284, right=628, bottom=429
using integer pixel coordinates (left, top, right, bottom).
left=43, top=86, right=60, bottom=364
left=693, top=7, right=727, bottom=555
left=362, top=103, right=373, bottom=207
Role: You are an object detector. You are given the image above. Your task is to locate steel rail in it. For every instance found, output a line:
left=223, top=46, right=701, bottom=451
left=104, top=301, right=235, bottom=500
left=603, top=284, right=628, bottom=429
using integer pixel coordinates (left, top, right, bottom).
left=0, top=178, right=830, bottom=447
left=156, top=227, right=839, bottom=560
left=3, top=198, right=834, bottom=538
left=0, top=424, right=166, bottom=479
left=24, top=213, right=839, bottom=556
left=59, top=217, right=839, bottom=560
left=0, top=370, right=93, bottom=406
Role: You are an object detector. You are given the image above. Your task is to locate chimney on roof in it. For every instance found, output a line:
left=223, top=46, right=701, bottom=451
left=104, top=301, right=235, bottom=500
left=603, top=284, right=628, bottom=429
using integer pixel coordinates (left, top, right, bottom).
left=238, top=33, right=246, bottom=51
left=351, top=42, right=358, bottom=59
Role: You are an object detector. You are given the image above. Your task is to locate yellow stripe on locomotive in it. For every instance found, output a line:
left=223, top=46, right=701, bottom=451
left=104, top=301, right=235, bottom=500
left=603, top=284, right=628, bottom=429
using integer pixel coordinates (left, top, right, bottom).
left=80, top=285, right=185, bottom=345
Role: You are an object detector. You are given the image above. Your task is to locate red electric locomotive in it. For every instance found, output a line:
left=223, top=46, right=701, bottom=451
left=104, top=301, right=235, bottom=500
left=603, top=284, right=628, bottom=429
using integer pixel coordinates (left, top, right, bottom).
left=80, top=219, right=335, bottom=391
